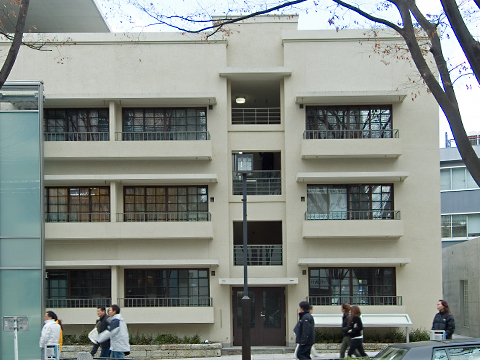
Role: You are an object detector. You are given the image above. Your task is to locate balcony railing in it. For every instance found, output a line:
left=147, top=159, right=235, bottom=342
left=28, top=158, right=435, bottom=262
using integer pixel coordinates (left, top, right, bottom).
left=232, top=108, right=281, bottom=125
left=232, top=171, right=281, bottom=195
left=45, top=212, right=111, bottom=222
left=309, top=295, right=402, bottom=306
left=44, top=132, right=110, bottom=141
left=117, top=211, right=211, bottom=222
left=234, top=245, right=282, bottom=266
left=46, top=298, right=111, bottom=308
left=305, top=210, right=400, bottom=220
left=303, top=129, right=398, bottom=139
left=118, top=297, right=212, bottom=307
left=116, top=131, right=210, bottom=141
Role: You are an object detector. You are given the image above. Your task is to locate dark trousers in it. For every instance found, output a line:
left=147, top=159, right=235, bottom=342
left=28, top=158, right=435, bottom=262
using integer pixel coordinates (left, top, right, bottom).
left=297, top=344, right=313, bottom=360
left=347, top=338, right=367, bottom=357
left=99, top=347, right=111, bottom=358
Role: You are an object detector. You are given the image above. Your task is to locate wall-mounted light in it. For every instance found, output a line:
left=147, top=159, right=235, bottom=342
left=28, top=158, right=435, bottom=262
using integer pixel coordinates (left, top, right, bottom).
left=235, top=96, right=246, bottom=104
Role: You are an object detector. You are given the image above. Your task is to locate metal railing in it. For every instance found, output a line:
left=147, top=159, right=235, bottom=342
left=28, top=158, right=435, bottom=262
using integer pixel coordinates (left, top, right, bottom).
left=309, top=295, right=402, bottom=306
left=232, top=171, right=281, bottom=195
left=44, top=132, right=110, bottom=141
left=234, top=245, right=282, bottom=266
left=303, top=129, right=398, bottom=139
left=232, top=108, right=281, bottom=125
left=45, top=212, right=111, bottom=222
left=46, top=298, right=111, bottom=308
left=116, top=131, right=210, bottom=141
left=118, top=297, right=212, bottom=307
left=117, top=211, right=211, bottom=222
left=305, top=210, right=400, bottom=220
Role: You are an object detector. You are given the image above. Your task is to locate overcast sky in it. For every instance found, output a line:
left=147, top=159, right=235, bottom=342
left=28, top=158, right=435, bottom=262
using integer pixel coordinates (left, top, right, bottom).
left=98, top=0, right=479, bottom=147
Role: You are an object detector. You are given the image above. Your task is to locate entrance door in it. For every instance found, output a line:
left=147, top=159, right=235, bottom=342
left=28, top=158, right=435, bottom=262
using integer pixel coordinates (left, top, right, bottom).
left=232, top=287, right=285, bottom=346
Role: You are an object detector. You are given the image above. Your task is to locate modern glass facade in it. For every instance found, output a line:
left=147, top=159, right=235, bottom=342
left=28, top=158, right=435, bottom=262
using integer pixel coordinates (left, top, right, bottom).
left=0, top=82, right=44, bottom=359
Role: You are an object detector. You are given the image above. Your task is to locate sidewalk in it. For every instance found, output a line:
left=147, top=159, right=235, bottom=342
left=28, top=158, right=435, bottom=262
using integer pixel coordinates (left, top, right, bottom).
left=171, top=352, right=379, bottom=360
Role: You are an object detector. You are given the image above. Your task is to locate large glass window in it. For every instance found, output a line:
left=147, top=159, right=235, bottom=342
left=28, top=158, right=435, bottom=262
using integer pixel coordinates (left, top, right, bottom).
left=441, top=214, right=480, bottom=238
left=122, top=108, right=207, bottom=140
left=123, top=186, right=208, bottom=221
left=307, top=184, right=394, bottom=220
left=124, top=268, right=210, bottom=306
left=305, top=106, right=392, bottom=139
left=45, top=187, right=110, bottom=222
left=441, top=167, right=479, bottom=190
left=309, top=267, right=396, bottom=305
left=46, top=269, right=111, bottom=308
left=44, top=109, right=109, bottom=141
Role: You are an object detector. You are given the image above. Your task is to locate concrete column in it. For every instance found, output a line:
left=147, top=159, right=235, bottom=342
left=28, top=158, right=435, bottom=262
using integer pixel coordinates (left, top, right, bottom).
left=111, top=266, right=118, bottom=305
left=110, top=181, right=117, bottom=222
left=108, top=100, right=116, bottom=141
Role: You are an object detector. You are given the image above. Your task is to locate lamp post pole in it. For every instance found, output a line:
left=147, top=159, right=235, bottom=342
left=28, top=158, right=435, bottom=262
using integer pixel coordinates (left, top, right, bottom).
left=241, top=171, right=251, bottom=360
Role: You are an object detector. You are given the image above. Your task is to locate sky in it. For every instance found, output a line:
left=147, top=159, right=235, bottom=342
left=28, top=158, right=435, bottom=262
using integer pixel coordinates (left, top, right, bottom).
left=98, top=0, right=479, bottom=148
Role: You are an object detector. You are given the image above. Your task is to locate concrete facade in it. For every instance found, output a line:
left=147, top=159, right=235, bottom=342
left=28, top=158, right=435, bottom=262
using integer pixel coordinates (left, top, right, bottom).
left=3, top=15, right=441, bottom=346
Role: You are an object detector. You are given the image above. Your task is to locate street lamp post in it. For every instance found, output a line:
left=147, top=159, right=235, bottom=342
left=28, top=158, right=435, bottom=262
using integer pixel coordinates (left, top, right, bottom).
left=235, top=153, right=253, bottom=360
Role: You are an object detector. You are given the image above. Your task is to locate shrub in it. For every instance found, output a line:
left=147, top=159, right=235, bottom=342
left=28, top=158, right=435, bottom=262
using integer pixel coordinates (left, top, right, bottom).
left=409, top=328, right=430, bottom=342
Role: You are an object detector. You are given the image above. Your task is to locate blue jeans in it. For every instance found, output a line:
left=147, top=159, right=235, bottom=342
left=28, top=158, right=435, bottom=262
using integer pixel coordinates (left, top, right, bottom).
left=111, top=351, right=125, bottom=359
left=99, top=347, right=111, bottom=358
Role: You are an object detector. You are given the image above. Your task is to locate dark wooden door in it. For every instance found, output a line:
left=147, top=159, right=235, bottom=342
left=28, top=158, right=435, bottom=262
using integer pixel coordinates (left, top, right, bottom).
left=232, top=287, right=285, bottom=346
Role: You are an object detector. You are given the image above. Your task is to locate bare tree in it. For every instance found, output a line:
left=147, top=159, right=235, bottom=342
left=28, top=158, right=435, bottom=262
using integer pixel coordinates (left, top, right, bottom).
left=0, top=0, right=29, bottom=89
left=105, top=0, right=480, bottom=185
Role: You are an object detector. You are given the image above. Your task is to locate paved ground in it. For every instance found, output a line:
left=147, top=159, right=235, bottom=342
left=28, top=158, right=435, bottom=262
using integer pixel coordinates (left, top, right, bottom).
left=171, top=351, right=379, bottom=360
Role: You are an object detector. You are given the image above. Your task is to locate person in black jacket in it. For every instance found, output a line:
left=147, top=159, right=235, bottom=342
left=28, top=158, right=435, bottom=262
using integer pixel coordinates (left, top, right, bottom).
left=90, top=306, right=111, bottom=358
left=347, top=306, right=368, bottom=358
left=432, top=300, right=455, bottom=339
left=294, top=301, right=316, bottom=360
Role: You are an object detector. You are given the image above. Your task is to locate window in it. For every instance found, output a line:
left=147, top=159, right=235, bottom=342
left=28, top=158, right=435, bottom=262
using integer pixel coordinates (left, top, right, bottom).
left=441, top=167, right=478, bottom=190
left=45, top=187, right=110, bottom=222
left=122, top=108, right=207, bottom=140
left=305, top=106, right=393, bottom=139
left=461, top=280, right=469, bottom=326
left=124, top=269, right=210, bottom=306
left=307, top=184, right=394, bottom=220
left=44, top=109, right=109, bottom=141
left=46, top=269, right=111, bottom=308
left=123, top=186, right=208, bottom=221
left=309, top=267, right=397, bottom=305
left=441, top=214, right=480, bottom=238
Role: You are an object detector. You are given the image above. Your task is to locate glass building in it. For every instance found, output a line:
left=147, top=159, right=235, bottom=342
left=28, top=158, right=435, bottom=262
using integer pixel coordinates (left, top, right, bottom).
left=0, top=82, right=44, bottom=359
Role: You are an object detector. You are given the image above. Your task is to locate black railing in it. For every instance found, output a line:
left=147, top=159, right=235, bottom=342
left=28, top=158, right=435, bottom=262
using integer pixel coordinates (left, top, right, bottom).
left=232, top=108, right=281, bottom=125
left=234, top=245, right=282, bottom=266
left=45, top=212, right=110, bottom=222
left=309, top=295, right=402, bottom=306
left=305, top=210, right=400, bottom=220
left=117, top=131, right=210, bottom=141
left=232, top=170, right=281, bottom=195
left=44, top=132, right=109, bottom=141
left=46, top=298, right=111, bottom=308
left=304, top=129, right=398, bottom=139
left=117, top=211, right=211, bottom=222
left=118, top=297, right=212, bottom=307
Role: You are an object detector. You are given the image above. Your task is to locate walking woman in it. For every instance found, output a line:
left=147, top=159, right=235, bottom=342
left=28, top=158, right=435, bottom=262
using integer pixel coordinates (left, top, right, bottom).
left=432, top=300, right=455, bottom=339
left=347, top=306, right=368, bottom=358
left=39, top=311, right=61, bottom=360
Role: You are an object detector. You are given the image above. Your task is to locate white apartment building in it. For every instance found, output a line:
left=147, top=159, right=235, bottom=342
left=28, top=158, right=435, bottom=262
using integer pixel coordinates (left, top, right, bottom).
left=4, top=10, right=441, bottom=346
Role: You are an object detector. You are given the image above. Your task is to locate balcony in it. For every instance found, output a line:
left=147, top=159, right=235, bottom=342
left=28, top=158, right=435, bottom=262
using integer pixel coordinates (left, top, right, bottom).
left=45, top=212, right=110, bottom=222
left=232, top=170, right=281, bottom=195
left=302, top=211, right=404, bottom=239
left=232, top=108, right=280, bottom=125
left=301, top=129, right=402, bottom=159
left=118, top=297, right=212, bottom=307
left=46, top=298, right=111, bottom=308
left=45, top=131, right=109, bottom=141
left=118, top=211, right=211, bottom=222
left=233, top=245, right=282, bottom=266
left=116, top=130, right=210, bottom=141
left=309, top=295, right=402, bottom=306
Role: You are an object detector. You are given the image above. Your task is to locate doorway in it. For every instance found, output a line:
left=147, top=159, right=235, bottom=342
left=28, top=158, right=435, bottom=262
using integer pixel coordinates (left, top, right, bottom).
left=232, top=287, right=285, bottom=346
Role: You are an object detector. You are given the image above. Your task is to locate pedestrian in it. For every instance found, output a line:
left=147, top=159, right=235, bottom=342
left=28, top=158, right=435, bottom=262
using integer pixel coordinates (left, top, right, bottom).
left=97, top=304, right=130, bottom=359
left=294, top=306, right=320, bottom=359
left=39, top=311, right=61, bottom=360
left=294, top=301, right=316, bottom=360
left=346, top=305, right=368, bottom=358
left=91, top=306, right=111, bottom=358
left=432, top=300, right=455, bottom=339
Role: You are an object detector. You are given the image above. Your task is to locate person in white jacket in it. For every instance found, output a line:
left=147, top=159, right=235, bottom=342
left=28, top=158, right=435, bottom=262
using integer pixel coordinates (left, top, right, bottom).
left=97, top=304, right=130, bottom=359
left=39, top=311, right=61, bottom=360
